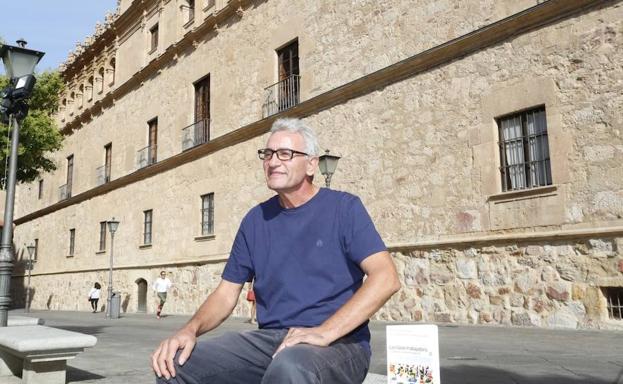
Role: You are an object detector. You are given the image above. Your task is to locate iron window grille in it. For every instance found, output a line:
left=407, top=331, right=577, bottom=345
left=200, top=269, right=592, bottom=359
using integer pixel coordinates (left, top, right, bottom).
left=604, top=287, right=623, bottom=320
left=201, top=193, right=214, bottom=236
left=497, top=106, right=552, bottom=192
left=69, top=229, right=76, bottom=257
left=143, top=210, right=153, bottom=245
left=99, top=221, right=107, bottom=252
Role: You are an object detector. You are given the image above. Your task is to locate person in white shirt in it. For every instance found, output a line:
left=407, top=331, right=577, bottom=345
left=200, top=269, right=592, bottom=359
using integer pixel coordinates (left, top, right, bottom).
left=88, top=282, right=101, bottom=313
left=153, top=271, right=173, bottom=319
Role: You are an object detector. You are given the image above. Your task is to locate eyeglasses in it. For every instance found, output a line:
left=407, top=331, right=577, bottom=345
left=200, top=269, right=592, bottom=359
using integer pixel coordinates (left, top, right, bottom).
left=258, top=148, right=308, bottom=161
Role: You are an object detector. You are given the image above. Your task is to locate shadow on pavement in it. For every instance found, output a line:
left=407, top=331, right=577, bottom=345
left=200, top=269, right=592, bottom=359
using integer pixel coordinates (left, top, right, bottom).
left=50, top=325, right=107, bottom=336
left=441, top=365, right=622, bottom=384
left=67, top=366, right=105, bottom=382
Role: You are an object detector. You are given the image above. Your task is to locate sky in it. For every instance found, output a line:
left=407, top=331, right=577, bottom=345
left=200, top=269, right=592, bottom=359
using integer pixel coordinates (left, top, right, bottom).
left=0, top=1, right=118, bottom=74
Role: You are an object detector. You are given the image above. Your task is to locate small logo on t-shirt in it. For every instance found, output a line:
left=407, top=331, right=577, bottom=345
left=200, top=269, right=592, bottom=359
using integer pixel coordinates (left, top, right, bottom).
left=316, top=239, right=324, bottom=247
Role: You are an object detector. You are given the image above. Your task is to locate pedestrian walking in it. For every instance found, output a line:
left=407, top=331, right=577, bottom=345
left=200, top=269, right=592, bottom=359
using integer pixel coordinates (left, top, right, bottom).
left=153, top=271, right=172, bottom=319
left=88, top=282, right=101, bottom=313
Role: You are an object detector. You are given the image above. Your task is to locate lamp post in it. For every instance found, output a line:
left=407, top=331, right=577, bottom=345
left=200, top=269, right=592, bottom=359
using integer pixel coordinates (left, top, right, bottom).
left=0, top=40, right=44, bottom=327
left=318, top=149, right=341, bottom=188
left=25, top=243, right=36, bottom=313
left=105, top=218, right=119, bottom=319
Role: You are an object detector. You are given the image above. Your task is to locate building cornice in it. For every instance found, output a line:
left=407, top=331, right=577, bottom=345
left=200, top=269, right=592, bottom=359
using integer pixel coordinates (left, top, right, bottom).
left=17, top=0, right=614, bottom=226
left=61, top=0, right=253, bottom=131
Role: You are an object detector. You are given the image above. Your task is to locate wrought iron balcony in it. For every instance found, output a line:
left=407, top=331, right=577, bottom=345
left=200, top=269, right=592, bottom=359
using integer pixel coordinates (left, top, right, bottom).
left=59, top=184, right=71, bottom=201
left=137, top=144, right=157, bottom=169
left=95, top=165, right=111, bottom=186
left=262, top=74, right=301, bottom=118
left=182, top=119, right=210, bottom=151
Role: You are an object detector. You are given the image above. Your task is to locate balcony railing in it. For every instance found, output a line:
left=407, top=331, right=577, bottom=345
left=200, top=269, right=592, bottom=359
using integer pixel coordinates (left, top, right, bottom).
left=262, top=74, right=301, bottom=118
left=182, top=119, right=210, bottom=151
left=59, top=184, right=71, bottom=201
left=137, top=145, right=157, bottom=169
left=95, top=165, right=111, bottom=186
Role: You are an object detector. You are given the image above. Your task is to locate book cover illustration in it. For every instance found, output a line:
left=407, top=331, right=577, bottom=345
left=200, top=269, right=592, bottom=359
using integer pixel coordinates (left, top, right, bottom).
left=386, top=324, right=440, bottom=384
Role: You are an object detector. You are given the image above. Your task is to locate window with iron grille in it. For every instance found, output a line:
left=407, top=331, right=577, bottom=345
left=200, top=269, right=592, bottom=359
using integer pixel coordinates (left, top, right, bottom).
left=143, top=210, right=153, bottom=245
left=150, top=24, right=159, bottom=52
left=276, top=40, right=300, bottom=112
left=201, top=193, right=214, bottom=236
left=497, top=106, right=552, bottom=192
left=38, top=179, right=43, bottom=199
left=66, top=154, right=74, bottom=197
left=69, top=229, right=75, bottom=257
left=148, top=118, right=158, bottom=165
left=604, top=287, right=623, bottom=320
left=99, top=221, right=107, bottom=252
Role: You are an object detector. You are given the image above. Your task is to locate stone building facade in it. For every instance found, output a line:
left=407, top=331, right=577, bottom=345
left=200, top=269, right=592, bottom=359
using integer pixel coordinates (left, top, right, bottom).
left=9, top=0, right=623, bottom=329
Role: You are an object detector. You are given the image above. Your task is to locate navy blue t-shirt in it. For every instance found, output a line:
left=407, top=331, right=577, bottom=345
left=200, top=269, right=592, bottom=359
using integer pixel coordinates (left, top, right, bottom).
left=222, top=188, right=386, bottom=352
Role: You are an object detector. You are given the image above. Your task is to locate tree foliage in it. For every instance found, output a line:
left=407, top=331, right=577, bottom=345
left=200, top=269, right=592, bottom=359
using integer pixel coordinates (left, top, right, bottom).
left=0, top=70, right=64, bottom=188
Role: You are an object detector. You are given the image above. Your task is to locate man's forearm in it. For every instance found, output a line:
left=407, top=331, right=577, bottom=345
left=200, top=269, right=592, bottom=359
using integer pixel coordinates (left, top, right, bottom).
left=319, top=252, right=400, bottom=343
left=183, top=280, right=242, bottom=336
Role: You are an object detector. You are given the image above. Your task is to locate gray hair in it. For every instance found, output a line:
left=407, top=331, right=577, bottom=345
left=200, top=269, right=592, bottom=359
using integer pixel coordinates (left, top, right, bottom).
left=270, top=118, right=320, bottom=156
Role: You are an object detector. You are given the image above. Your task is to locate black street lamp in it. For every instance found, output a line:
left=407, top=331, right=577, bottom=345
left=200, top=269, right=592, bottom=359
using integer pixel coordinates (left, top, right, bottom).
left=0, top=40, right=44, bottom=327
left=106, top=218, right=119, bottom=319
left=318, top=149, right=341, bottom=188
left=25, top=243, right=36, bottom=313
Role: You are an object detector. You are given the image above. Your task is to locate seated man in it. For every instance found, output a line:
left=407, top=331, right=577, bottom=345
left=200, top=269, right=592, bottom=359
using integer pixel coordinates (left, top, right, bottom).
left=151, top=118, right=400, bottom=384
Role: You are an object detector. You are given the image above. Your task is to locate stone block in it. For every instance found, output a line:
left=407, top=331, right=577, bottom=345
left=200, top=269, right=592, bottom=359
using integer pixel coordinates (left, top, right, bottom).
left=434, top=312, right=453, bottom=323
left=466, top=282, right=481, bottom=299
left=541, top=266, right=559, bottom=283
left=456, top=258, right=477, bottom=279
left=511, top=311, right=541, bottom=327
left=546, top=282, right=571, bottom=302
left=546, top=309, right=578, bottom=329
left=557, top=263, right=577, bottom=281
left=404, top=258, right=430, bottom=287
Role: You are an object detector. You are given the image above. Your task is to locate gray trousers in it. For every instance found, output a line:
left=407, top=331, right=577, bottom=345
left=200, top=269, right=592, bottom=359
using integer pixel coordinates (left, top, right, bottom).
left=156, top=329, right=370, bottom=384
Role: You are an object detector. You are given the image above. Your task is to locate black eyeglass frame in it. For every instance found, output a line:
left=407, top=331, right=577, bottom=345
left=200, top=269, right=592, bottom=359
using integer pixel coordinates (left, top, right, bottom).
left=258, top=148, right=309, bottom=161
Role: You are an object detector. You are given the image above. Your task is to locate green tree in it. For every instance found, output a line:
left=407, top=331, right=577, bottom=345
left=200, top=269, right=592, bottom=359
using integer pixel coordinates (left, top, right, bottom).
left=0, top=70, right=64, bottom=188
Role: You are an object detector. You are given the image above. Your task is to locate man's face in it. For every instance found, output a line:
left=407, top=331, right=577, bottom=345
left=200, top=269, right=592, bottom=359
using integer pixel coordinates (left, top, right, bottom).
left=160, top=272, right=166, bottom=278
left=262, top=131, right=317, bottom=193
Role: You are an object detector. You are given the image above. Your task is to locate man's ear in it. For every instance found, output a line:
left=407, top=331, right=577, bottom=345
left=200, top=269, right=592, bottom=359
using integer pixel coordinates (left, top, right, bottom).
left=306, top=156, right=319, bottom=177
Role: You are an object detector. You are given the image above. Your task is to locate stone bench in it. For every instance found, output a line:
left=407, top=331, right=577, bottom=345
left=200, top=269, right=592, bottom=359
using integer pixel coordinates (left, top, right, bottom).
left=7, top=316, right=43, bottom=326
left=0, top=325, right=97, bottom=384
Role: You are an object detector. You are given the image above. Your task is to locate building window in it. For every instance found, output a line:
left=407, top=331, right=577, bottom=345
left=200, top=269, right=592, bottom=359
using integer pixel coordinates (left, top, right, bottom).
left=33, top=238, right=38, bottom=261
left=69, top=228, right=76, bottom=257
left=148, top=118, right=158, bottom=165
left=87, top=76, right=94, bottom=100
left=150, top=24, right=159, bottom=53
left=263, top=40, right=300, bottom=117
left=497, top=106, right=551, bottom=192
left=182, top=0, right=195, bottom=25
left=104, top=143, right=112, bottom=182
left=60, top=154, right=74, bottom=200
left=98, top=67, right=105, bottom=93
left=604, top=287, right=623, bottom=320
left=99, top=222, right=107, bottom=252
left=193, top=75, right=210, bottom=145
left=201, top=193, right=214, bottom=236
left=108, top=58, right=116, bottom=85
left=143, top=209, right=153, bottom=245
left=38, top=179, right=43, bottom=199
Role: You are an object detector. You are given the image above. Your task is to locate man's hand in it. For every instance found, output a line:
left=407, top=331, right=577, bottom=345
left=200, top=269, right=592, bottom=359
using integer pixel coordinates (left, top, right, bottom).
left=151, top=328, right=196, bottom=379
left=273, top=327, right=333, bottom=357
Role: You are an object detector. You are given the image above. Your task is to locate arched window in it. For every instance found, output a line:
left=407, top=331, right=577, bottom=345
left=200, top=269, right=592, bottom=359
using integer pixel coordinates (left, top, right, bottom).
left=108, top=58, right=116, bottom=85
left=98, top=67, right=105, bottom=93
left=78, top=84, right=84, bottom=108
left=87, top=76, right=94, bottom=100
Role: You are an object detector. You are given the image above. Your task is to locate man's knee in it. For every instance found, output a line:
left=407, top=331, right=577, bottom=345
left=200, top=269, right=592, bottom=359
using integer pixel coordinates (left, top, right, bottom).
left=263, top=347, right=318, bottom=384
